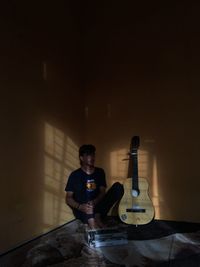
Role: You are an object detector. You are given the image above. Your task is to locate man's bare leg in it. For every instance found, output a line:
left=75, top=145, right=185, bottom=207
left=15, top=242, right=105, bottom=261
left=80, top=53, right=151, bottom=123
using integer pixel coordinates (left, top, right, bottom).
left=95, top=213, right=107, bottom=228
left=87, top=218, right=99, bottom=229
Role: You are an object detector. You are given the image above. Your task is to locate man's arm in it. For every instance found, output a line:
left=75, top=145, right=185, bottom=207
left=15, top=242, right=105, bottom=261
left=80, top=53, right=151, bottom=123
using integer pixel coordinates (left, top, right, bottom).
left=66, top=191, right=93, bottom=214
left=65, top=191, right=80, bottom=209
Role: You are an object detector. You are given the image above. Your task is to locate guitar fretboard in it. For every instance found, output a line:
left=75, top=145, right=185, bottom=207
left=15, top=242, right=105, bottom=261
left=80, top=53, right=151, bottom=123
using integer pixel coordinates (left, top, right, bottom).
left=132, top=148, right=139, bottom=192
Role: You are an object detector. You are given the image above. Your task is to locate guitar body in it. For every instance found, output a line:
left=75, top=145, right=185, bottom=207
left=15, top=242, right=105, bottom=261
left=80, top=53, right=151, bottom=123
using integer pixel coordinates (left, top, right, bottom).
left=118, top=177, right=154, bottom=225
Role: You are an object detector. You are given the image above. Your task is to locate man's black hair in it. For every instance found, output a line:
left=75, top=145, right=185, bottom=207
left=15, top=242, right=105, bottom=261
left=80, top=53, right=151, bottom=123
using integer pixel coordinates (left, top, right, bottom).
left=79, top=144, right=96, bottom=157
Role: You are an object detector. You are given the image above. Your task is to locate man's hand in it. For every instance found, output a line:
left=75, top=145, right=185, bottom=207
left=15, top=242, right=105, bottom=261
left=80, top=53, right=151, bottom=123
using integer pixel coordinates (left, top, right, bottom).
left=88, top=200, right=96, bottom=206
left=79, top=203, right=94, bottom=214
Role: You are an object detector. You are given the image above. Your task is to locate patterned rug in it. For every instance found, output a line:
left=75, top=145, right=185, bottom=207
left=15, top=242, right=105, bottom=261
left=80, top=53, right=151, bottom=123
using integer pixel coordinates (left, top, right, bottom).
left=1, top=218, right=200, bottom=267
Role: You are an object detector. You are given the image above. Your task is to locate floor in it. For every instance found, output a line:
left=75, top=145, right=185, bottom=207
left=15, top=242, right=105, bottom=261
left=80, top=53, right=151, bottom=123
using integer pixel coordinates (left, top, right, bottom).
left=1, top=217, right=200, bottom=267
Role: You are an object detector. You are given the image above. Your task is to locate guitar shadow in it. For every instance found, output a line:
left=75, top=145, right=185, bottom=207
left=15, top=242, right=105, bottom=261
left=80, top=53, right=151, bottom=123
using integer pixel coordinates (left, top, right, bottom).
left=110, top=139, right=134, bottom=217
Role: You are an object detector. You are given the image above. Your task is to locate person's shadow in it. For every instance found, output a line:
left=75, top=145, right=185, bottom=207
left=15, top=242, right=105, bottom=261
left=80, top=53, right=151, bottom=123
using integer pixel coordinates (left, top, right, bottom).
left=110, top=138, right=133, bottom=218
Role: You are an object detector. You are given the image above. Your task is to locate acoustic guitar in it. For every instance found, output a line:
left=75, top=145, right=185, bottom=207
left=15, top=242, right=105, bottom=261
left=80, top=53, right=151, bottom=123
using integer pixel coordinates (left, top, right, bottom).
left=118, top=136, right=154, bottom=225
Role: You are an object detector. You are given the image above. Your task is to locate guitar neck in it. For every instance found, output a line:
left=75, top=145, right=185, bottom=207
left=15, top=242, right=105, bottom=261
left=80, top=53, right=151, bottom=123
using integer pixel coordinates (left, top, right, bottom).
left=132, top=149, right=139, bottom=191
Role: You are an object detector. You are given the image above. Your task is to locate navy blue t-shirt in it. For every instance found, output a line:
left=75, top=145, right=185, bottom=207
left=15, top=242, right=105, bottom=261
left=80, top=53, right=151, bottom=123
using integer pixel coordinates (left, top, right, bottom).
left=65, top=167, right=107, bottom=203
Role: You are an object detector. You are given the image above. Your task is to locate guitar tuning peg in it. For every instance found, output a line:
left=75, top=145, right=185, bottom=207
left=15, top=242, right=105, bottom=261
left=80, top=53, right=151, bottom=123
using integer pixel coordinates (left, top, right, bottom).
left=122, top=158, right=131, bottom=161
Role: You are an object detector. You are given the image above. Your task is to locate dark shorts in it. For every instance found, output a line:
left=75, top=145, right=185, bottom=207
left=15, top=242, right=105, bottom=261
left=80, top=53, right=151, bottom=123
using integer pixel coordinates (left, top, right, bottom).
left=73, top=209, right=94, bottom=224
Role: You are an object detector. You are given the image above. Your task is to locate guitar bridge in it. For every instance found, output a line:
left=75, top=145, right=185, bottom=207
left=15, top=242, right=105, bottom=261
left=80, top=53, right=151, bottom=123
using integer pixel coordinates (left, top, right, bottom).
left=126, top=208, right=146, bottom=213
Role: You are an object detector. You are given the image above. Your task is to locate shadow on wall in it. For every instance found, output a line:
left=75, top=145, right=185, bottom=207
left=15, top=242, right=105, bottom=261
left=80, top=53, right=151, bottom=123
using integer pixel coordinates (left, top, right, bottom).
left=43, top=122, right=79, bottom=232
left=109, top=146, right=162, bottom=220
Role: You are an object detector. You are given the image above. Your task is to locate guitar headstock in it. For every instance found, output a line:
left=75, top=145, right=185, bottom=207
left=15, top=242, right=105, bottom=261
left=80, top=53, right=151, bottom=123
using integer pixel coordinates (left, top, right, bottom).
left=124, top=136, right=140, bottom=160
left=131, top=136, right=140, bottom=150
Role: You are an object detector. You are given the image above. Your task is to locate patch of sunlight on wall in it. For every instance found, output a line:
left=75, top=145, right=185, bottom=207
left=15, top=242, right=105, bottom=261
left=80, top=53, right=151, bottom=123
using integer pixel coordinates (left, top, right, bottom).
left=43, top=123, right=79, bottom=232
left=110, top=149, right=149, bottom=183
left=138, top=150, right=149, bottom=179
left=152, top=156, right=161, bottom=219
left=64, top=136, right=79, bottom=170
left=110, top=148, right=160, bottom=219
left=110, top=148, right=129, bottom=185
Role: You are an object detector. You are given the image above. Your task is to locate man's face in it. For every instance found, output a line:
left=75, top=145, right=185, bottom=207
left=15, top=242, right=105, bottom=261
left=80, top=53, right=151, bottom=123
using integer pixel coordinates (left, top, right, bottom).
left=80, top=153, right=95, bottom=166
